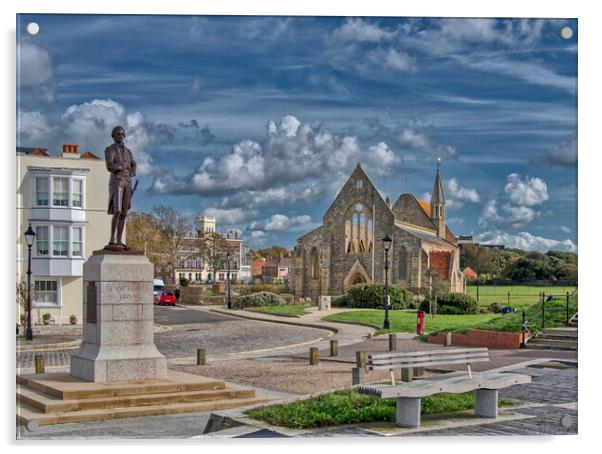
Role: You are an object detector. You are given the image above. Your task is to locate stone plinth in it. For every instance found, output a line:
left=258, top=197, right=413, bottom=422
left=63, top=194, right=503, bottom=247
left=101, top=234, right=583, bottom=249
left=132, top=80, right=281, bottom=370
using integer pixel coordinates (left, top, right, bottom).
left=70, top=250, right=167, bottom=382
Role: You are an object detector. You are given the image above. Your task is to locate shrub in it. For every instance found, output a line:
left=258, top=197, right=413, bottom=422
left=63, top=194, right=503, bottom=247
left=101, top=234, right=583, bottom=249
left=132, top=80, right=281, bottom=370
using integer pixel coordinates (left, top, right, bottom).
left=419, top=293, right=478, bottom=315
left=69, top=314, right=78, bottom=325
left=232, top=291, right=287, bottom=309
left=280, top=293, right=295, bottom=305
left=42, top=313, right=52, bottom=325
left=20, top=313, right=26, bottom=326
left=179, top=277, right=189, bottom=287
left=240, top=284, right=274, bottom=295
left=488, top=302, right=502, bottom=313
left=406, top=299, right=419, bottom=310
left=333, top=284, right=412, bottom=310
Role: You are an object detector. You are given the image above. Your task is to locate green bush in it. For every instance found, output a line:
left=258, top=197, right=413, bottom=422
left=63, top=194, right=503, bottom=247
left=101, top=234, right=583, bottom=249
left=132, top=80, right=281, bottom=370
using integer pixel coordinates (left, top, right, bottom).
left=488, top=302, right=502, bottom=313
left=42, top=313, right=52, bottom=325
left=179, top=277, right=189, bottom=287
left=419, top=293, right=478, bottom=314
left=332, top=284, right=412, bottom=310
left=232, top=291, right=286, bottom=309
left=240, top=284, right=285, bottom=295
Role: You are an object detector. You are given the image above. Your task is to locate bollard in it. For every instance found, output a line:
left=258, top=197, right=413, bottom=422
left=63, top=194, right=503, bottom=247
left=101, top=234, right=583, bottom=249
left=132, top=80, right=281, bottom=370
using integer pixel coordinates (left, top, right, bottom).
left=443, top=332, right=452, bottom=347
left=330, top=339, right=339, bottom=357
left=401, top=368, right=413, bottom=383
left=541, top=292, right=546, bottom=330
left=309, top=347, right=319, bottom=365
left=520, top=309, right=527, bottom=348
left=197, top=348, right=206, bottom=366
left=34, top=355, right=45, bottom=374
left=356, top=351, right=366, bottom=369
left=414, top=367, right=424, bottom=377
left=566, top=292, right=570, bottom=326
left=352, top=367, right=365, bottom=386
left=508, top=291, right=510, bottom=307
left=388, top=333, right=397, bottom=351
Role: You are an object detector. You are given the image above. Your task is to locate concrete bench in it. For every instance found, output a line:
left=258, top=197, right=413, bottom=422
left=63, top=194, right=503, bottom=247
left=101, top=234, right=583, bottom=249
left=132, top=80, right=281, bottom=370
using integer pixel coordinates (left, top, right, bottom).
left=358, top=348, right=531, bottom=428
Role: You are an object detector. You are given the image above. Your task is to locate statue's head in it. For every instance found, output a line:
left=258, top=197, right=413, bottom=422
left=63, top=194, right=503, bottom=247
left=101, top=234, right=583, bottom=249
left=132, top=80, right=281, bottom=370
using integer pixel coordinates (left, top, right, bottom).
left=111, top=126, right=126, bottom=143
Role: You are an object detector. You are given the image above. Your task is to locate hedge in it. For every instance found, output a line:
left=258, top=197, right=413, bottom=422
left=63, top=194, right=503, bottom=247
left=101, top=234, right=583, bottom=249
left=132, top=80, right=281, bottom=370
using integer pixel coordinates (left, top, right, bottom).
left=232, top=291, right=287, bottom=309
left=332, top=283, right=412, bottom=310
left=419, top=293, right=478, bottom=315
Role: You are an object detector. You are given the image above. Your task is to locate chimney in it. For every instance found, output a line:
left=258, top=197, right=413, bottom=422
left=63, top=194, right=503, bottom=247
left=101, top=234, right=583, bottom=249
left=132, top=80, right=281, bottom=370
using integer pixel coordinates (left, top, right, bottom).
left=61, top=144, right=80, bottom=159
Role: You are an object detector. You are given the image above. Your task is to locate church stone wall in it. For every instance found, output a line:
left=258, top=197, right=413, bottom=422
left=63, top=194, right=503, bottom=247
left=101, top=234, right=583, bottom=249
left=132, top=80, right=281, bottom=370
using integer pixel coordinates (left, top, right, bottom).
left=392, top=194, right=435, bottom=231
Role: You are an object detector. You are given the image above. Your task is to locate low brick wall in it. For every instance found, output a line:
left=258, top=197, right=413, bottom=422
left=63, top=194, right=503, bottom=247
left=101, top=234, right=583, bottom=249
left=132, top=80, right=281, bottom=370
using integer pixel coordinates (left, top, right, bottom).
left=427, top=329, right=529, bottom=349
left=180, top=287, right=225, bottom=305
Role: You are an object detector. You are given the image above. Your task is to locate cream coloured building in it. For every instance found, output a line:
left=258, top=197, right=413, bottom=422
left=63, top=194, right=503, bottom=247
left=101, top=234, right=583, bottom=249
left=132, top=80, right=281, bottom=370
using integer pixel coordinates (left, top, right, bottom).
left=16, top=145, right=111, bottom=325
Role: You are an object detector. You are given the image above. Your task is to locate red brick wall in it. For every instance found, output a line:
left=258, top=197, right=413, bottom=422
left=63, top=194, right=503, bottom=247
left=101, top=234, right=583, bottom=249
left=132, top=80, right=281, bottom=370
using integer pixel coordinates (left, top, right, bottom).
left=429, top=251, right=451, bottom=281
left=428, top=329, right=529, bottom=349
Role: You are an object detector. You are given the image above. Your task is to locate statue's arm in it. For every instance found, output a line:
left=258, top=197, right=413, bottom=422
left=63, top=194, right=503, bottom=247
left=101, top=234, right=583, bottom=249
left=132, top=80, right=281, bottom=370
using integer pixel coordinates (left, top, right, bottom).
left=105, top=146, right=124, bottom=173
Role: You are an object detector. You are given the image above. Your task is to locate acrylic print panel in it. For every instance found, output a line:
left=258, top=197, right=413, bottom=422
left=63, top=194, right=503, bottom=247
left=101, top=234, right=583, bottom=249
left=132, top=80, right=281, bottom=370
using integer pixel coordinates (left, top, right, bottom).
left=16, top=14, right=578, bottom=439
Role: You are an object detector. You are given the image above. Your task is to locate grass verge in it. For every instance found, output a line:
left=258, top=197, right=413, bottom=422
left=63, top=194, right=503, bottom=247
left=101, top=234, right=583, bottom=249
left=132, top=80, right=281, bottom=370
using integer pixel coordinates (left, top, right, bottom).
left=466, top=285, right=577, bottom=308
left=323, top=310, right=497, bottom=336
left=247, top=305, right=310, bottom=317
left=245, top=388, right=513, bottom=429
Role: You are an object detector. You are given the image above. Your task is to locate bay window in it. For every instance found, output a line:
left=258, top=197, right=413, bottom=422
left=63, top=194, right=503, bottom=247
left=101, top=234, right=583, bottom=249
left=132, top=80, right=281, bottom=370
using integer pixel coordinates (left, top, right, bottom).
left=53, top=226, right=69, bottom=256
left=52, top=177, right=69, bottom=206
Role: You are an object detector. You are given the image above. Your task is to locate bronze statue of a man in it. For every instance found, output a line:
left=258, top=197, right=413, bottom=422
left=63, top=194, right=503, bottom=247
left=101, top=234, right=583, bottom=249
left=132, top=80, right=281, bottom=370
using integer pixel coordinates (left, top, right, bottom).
left=105, top=126, right=136, bottom=250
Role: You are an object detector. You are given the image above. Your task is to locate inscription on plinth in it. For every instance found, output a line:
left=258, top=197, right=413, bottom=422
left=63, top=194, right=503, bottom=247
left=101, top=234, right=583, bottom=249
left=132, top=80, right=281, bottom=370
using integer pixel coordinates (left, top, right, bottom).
left=70, top=251, right=167, bottom=382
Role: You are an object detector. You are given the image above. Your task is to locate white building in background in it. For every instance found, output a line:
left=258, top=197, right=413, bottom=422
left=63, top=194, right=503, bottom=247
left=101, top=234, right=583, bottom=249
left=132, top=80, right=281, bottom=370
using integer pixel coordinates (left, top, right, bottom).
left=16, top=145, right=111, bottom=324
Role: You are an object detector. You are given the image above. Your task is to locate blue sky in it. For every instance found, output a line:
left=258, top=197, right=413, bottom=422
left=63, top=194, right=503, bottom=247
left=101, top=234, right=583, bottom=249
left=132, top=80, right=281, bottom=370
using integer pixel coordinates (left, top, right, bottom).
left=16, top=15, right=577, bottom=252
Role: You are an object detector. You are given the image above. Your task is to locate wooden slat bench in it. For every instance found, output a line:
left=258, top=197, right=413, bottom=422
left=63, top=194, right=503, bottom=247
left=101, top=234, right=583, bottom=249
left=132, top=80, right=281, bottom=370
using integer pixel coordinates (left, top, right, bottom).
left=357, top=348, right=531, bottom=428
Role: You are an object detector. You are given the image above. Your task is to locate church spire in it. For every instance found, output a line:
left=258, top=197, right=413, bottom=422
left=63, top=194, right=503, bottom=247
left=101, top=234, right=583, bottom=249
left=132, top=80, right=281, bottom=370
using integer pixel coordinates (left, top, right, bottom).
left=430, top=158, right=446, bottom=238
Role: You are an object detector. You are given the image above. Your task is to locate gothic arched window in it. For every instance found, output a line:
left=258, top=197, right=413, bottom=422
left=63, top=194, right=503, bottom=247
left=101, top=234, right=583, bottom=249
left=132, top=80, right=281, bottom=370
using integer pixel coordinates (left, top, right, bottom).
left=310, top=247, right=319, bottom=279
left=344, top=203, right=373, bottom=254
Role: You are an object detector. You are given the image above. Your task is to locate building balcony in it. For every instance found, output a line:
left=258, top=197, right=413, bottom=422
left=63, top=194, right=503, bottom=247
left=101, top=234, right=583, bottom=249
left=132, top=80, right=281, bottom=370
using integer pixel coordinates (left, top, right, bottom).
left=32, top=256, right=84, bottom=276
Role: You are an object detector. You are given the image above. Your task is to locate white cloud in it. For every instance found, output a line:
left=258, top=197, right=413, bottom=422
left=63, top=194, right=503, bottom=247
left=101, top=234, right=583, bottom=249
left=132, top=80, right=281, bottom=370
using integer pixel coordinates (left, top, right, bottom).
left=18, top=112, right=53, bottom=144
left=204, top=207, right=256, bottom=225
left=368, top=47, right=416, bottom=72
left=477, top=230, right=577, bottom=253
left=18, top=43, right=52, bottom=86
left=368, top=118, right=458, bottom=160
left=332, top=18, right=395, bottom=43
left=504, top=174, right=549, bottom=206
left=446, top=178, right=480, bottom=203
left=249, top=214, right=314, bottom=232
left=479, top=173, right=549, bottom=228
left=153, top=115, right=402, bottom=197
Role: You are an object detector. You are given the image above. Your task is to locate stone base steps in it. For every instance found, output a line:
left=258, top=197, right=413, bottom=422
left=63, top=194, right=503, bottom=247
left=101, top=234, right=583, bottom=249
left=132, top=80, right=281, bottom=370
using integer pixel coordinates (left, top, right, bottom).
left=16, top=370, right=276, bottom=427
left=526, top=327, right=578, bottom=351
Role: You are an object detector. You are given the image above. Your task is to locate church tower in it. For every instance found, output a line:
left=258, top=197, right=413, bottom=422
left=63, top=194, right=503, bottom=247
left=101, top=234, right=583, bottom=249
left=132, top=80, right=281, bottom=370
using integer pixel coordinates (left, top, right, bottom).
left=430, top=158, right=446, bottom=239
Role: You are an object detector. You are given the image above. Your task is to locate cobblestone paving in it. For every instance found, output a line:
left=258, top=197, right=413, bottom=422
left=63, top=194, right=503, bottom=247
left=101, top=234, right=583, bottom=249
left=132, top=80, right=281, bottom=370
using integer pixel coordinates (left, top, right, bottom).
left=16, top=350, right=72, bottom=370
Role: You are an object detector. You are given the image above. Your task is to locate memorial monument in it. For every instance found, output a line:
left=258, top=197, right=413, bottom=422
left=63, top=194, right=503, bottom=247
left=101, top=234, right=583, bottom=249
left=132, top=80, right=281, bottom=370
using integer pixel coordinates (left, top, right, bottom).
left=70, top=126, right=167, bottom=382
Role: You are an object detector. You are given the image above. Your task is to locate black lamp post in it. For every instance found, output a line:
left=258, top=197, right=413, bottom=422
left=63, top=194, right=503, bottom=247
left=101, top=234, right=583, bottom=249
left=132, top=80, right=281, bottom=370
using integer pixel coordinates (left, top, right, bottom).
left=382, top=234, right=392, bottom=329
left=226, top=252, right=232, bottom=309
left=24, top=223, right=36, bottom=341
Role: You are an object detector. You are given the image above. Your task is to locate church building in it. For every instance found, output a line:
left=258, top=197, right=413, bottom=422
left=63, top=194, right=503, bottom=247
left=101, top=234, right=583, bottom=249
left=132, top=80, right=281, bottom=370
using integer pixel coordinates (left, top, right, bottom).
left=292, top=162, right=465, bottom=301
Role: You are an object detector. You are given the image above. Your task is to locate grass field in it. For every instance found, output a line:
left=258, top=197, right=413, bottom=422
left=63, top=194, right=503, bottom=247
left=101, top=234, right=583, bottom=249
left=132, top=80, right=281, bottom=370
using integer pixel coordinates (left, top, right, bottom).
left=247, top=305, right=310, bottom=317
left=245, top=389, right=513, bottom=429
left=323, top=310, right=497, bottom=335
left=466, top=285, right=577, bottom=308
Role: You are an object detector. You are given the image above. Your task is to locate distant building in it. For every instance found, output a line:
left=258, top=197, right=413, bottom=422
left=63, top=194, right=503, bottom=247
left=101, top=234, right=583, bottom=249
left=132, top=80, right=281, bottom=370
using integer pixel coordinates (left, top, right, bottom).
left=262, top=256, right=293, bottom=283
left=16, top=144, right=109, bottom=324
left=462, top=266, right=478, bottom=281
left=251, top=257, right=266, bottom=282
left=173, top=216, right=249, bottom=284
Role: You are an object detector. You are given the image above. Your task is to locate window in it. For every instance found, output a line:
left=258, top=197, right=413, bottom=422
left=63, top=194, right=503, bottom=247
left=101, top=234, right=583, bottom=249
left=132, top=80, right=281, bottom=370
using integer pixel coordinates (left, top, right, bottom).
left=35, top=226, right=49, bottom=256
left=311, top=247, right=319, bottom=279
left=356, top=179, right=363, bottom=189
left=72, top=179, right=83, bottom=208
left=36, top=177, right=49, bottom=206
left=53, top=177, right=69, bottom=206
left=344, top=203, right=373, bottom=254
left=72, top=227, right=83, bottom=257
left=53, top=226, right=68, bottom=256
left=35, top=280, right=58, bottom=305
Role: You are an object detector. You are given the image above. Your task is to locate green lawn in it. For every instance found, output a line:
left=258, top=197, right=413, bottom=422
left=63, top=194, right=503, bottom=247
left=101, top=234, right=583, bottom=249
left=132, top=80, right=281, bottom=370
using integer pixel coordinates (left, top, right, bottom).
left=247, top=305, right=310, bottom=317
left=245, top=388, right=512, bottom=429
left=323, top=310, right=497, bottom=335
left=466, top=285, right=577, bottom=308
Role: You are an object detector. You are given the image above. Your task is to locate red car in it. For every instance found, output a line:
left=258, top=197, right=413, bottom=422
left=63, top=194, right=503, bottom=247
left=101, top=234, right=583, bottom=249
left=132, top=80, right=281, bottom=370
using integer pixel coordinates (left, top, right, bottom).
left=158, top=291, right=177, bottom=306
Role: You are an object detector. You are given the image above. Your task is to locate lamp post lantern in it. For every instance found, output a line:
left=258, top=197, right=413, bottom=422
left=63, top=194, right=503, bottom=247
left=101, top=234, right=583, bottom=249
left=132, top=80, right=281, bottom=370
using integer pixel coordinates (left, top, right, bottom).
left=226, top=252, right=232, bottom=309
left=382, top=234, right=392, bottom=329
left=24, top=223, right=36, bottom=341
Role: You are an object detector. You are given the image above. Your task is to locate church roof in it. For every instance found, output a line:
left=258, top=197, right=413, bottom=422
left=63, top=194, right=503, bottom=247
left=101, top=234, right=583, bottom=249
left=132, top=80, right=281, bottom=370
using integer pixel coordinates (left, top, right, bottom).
left=394, top=222, right=455, bottom=250
left=414, top=198, right=457, bottom=245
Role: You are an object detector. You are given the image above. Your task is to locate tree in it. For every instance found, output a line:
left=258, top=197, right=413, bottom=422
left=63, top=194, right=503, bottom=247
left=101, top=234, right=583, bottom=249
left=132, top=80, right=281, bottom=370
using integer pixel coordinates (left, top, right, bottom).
left=196, top=231, right=227, bottom=280
left=150, top=204, right=193, bottom=280
left=424, top=267, right=447, bottom=318
left=126, top=211, right=164, bottom=256
left=16, top=279, right=32, bottom=319
left=461, top=244, right=493, bottom=276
